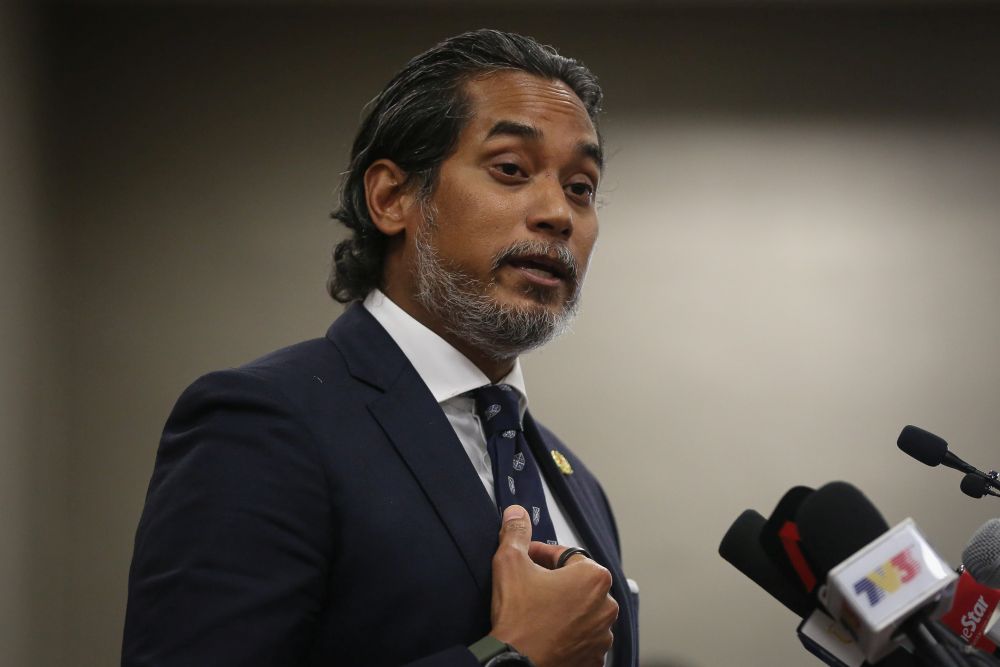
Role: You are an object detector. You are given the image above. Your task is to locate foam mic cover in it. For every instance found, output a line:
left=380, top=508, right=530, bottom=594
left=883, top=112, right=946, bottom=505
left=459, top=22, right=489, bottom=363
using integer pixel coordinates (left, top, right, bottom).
left=795, top=481, right=890, bottom=579
left=759, top=486, right=818, bottom=592
left=962, top=473, right=994, bottom=499
left=719, top=509, right=815, bottom=619
left=897, top=425, right=949, bottom=467
left=964, top=519, right=1000, bottom=588
left=897, top=425, right=981, bottom=478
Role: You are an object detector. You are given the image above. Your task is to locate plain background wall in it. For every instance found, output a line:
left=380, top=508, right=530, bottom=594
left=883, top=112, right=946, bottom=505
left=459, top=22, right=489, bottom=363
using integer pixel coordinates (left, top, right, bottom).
left=1, top=2, right=69, bottom=666
left=3, top=2, right=998, bottom=665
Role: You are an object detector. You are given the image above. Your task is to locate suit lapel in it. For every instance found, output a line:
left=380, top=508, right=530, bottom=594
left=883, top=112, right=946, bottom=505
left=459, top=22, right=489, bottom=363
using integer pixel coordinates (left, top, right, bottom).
left=524, top=413, right=638, bottom=667
left=328, top=304, right=499, bottom=595
left=329, top=305, right=636, bottom=664
left=525, top=415, right=612, bottom=560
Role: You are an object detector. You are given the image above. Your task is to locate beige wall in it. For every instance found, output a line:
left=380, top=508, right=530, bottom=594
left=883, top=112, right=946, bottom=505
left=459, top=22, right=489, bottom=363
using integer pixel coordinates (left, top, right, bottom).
left=1, top=3, right=68, bottom=666
left=13, top=4, right=1000, bottom=666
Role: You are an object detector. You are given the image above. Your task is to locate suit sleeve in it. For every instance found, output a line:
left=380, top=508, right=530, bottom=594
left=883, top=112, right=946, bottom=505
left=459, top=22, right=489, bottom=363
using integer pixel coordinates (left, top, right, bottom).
left=122, top=369, right=480, bottom=667
left=123, top=369, right=332, bottom=666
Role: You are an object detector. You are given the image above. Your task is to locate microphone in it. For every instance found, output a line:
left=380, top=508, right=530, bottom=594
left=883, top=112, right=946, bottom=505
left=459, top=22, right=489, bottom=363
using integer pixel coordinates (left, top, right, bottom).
left=720, top=503, right=917, bottom=666
left=963, top=474, right=1000, bottom=500
left=964, top=520, right=1000, bottom=588
left=795, top=481, right=960, bottom=666
left=964, top=519, right=1000, bottom=648
left=758, top=486, right=819, bottom=594
left=897, top=426, right=1000, bottom=494
left=939, top=570, right=1000, bottom=652
left=719, top=508, right=815, bottom=619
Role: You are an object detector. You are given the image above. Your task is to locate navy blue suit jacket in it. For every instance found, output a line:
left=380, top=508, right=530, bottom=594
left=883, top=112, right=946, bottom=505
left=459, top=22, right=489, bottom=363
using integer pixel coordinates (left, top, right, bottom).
left=123, top=303, right=638, bottom=666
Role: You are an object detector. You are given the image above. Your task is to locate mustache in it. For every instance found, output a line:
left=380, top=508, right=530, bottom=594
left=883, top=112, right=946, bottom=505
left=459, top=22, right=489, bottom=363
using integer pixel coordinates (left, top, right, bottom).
left=490, top=240, right=579, bottom=282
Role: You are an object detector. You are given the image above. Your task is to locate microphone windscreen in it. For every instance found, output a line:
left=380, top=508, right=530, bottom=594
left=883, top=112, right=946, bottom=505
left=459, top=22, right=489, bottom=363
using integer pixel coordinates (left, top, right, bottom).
left=960, top=473, right=990, bottom=499
left=962, top=518, right=1000, bottom=588
left=759, top=486, right=815, bottom=589
left=719, top=509, right=815, bottom=619
left=897, top=425, right=948, bottom=467
left=795, top=481, right=889, bottom=579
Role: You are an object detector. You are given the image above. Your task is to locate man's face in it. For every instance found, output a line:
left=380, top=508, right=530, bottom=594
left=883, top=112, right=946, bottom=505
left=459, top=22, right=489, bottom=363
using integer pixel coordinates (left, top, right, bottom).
left=409, top=70, right=602, bottom=360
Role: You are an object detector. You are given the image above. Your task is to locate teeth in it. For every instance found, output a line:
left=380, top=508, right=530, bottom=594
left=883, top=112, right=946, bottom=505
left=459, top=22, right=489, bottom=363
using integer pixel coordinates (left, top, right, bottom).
left=520, top=265, right=556, bottom=279
left=509, top=258, right=562, bottom=280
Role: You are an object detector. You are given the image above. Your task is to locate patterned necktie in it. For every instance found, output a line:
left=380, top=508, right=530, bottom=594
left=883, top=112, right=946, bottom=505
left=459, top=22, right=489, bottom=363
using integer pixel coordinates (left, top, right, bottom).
left=473, top=384, right=558, bottom=545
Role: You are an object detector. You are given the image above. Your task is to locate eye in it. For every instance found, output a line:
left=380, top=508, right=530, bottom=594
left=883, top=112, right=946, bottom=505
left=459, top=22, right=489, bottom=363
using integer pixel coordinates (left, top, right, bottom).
left=493, top=162, right=526, bottom=179
left=567, top=181, right=596, bottom=204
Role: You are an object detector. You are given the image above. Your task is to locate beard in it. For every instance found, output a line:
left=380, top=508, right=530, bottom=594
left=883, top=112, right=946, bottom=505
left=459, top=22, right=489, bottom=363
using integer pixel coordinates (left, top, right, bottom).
left=413, top=210, right=584, bottom=362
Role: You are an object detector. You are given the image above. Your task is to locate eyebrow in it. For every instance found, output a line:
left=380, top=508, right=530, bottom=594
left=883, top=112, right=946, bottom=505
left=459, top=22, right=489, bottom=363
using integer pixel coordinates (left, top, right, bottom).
left=484, top=119, right=604, bottom=172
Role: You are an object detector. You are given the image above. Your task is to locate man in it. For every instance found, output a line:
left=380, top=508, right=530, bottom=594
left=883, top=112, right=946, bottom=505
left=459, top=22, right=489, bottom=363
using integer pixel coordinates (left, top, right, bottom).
left=123, top=29, right=637, bottom=667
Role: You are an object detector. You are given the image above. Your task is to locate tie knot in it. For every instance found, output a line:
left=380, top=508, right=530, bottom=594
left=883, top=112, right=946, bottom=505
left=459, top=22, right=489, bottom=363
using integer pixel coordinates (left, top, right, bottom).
left=472, top=384, right=522, bottom=438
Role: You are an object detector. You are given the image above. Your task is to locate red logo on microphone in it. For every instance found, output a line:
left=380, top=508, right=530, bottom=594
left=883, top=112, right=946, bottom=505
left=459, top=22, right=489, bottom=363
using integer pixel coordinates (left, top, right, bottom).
left=940, top=570, right=1000, bottom=651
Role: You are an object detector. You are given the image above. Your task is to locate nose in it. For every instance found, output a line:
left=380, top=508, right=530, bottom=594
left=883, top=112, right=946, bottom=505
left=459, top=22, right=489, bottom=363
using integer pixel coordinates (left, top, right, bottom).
left=526, top=174, right=573, bottom=239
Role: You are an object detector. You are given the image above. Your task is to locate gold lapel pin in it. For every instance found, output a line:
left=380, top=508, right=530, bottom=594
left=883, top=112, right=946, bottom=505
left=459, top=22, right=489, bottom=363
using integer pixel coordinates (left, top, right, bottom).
left=551, top=450, right=574, bottom=475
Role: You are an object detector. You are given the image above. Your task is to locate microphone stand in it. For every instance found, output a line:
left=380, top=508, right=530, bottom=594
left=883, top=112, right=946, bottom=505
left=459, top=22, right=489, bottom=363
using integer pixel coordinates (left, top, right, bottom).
left=925, top=619, right=1000, bottom=667
left=901, top=616, right=965, bottom=667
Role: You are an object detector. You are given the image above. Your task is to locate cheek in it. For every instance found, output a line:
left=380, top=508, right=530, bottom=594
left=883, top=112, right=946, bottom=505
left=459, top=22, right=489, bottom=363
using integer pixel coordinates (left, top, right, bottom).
left=435, top=186, right=523, bottom=248
left=574, top=220, right=600, bottom=261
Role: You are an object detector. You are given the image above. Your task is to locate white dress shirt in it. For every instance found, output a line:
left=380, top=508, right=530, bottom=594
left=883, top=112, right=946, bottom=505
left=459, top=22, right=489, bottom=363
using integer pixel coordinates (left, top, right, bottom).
left=363, top=289, right=585, bottom=550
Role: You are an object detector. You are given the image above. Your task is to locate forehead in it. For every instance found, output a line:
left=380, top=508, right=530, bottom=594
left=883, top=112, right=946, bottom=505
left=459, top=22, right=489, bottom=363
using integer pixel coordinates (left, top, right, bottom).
left=460, top=71, right=598, bottom=144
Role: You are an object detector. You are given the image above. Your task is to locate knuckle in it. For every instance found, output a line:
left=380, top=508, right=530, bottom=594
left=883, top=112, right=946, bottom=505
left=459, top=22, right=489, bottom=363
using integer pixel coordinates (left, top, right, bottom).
left=604, top=607, right=619, bottom=626
left=492, top=544, right=520, bottom=567
left=606, top=596, right=620, bottom=621
left=591, top=564, right=613, bottom=589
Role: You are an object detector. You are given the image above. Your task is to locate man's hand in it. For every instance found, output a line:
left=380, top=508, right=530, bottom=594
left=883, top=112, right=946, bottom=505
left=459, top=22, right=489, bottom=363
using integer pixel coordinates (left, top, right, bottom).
left=488, top=505, right=618, bottom=667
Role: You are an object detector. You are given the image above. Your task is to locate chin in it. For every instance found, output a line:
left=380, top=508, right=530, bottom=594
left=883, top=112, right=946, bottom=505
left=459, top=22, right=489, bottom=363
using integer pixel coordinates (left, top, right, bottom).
left=497, top=281, right=570, bottom=310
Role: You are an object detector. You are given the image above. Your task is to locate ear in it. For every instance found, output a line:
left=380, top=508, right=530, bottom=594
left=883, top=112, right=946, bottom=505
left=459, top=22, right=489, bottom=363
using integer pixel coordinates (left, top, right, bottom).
left=364, top=159, right=417, bottom=237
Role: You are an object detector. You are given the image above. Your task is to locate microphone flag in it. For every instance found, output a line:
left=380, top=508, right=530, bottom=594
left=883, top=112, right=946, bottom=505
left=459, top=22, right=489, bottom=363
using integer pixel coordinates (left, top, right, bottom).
left=940, top=569, right=1000, bottom=652
left=817, top=518, right=958, bottom=662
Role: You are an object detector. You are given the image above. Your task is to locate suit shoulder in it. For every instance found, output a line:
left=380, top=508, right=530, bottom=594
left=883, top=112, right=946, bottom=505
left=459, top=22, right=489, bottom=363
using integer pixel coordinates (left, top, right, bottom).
left=237, top=334, right=356, bottom=400
left=172, top=332, right=367, bottom=427
left=240, top=336, right=342, bottom=381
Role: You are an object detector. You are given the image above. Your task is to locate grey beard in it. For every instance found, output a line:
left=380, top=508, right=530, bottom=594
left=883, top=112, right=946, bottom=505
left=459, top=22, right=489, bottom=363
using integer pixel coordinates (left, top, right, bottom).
left=413, top=216, right=582, bottom=362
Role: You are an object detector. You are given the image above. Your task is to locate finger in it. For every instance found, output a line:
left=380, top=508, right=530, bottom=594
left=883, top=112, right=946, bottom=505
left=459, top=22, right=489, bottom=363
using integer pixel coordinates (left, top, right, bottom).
left=552, top=546, right=594, bottom=570
left=527, top=540, right=564, bottom=569
left=557, top=548, right=592, bottom=568
left=497, top=505, right=532, bottom=553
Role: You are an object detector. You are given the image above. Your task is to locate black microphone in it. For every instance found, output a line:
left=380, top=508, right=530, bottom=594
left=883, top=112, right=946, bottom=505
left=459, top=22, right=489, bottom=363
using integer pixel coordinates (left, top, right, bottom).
left=720, top=504, right=917, bottom=666
left=758, top=486, right=819, bottom=593
left=795, top=481, right=962, bottom=667
left=963, top=474, right=1000, bottom=500
left=719, top=508, right=815, bottom=618
left=897, top=426, right=1000, bottom=495
left=898, top=425, right=978, bottom=474
left=794, top=481, right=889, bottom=574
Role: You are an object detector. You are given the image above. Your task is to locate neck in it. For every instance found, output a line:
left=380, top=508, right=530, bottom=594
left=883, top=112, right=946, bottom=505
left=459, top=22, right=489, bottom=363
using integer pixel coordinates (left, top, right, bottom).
left=447, top=337, right=516, bottom=385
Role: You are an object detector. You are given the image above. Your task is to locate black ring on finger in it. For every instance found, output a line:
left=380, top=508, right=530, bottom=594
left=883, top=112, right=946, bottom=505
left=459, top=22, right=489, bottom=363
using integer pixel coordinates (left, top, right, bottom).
left=556, top=547, right=593, bottom=569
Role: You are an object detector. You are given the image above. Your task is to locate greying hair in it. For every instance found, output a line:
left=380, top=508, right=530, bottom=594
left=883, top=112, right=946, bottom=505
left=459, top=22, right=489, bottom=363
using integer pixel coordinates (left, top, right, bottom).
left=328, top=28, right=603, bottom=303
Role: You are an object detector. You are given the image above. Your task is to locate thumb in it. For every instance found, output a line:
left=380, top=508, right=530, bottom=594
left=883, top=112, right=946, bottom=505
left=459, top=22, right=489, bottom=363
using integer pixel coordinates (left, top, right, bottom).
left=498, top=504, right=532, bottom=553
left=527, top=541, right=565, bottom=569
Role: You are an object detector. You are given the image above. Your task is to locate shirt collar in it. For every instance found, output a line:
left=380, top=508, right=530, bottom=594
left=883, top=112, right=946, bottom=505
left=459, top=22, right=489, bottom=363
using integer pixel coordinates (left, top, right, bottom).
left=362, top=290, right=528, bottom=412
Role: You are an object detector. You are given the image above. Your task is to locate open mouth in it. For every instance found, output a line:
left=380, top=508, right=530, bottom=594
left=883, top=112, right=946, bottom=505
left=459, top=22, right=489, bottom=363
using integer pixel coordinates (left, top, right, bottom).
left=506, top=254, right=570, bottom=283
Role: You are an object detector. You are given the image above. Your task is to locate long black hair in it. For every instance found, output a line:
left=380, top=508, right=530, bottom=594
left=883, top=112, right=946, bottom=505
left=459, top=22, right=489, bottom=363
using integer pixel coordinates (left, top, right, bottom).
left=328, top=29, right=603, bottom=303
